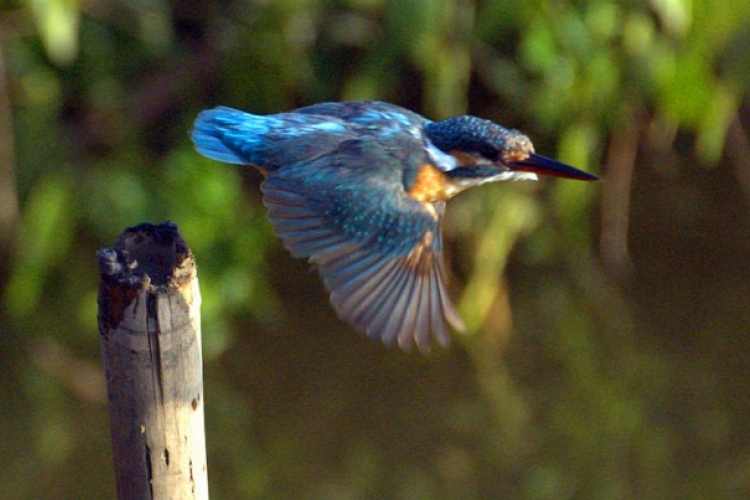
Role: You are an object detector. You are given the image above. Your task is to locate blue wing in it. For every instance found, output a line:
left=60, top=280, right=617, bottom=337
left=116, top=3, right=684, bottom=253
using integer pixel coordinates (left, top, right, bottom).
left=191, top=104, right=465, bottom=351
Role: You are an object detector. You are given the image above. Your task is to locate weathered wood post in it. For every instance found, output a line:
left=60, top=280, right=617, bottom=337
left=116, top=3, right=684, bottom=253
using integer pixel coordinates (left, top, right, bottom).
left=97, top=222, right=209, bottom=500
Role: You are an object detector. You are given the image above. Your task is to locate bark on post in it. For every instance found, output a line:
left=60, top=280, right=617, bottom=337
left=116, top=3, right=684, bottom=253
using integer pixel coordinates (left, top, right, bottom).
left=97, top=222, right=208, bottom=500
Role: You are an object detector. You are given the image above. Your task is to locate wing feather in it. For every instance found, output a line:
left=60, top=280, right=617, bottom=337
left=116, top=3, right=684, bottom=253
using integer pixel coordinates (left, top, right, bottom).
left=363, top=262, right=416, bottom=345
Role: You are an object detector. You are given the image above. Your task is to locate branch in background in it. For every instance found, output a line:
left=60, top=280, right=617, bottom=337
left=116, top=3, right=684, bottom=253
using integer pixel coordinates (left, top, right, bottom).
left=0, top=42, right=20, bottom=252
left=727, top=113, right=750, bottom=214
left=599, top=114, right=638, bottom=277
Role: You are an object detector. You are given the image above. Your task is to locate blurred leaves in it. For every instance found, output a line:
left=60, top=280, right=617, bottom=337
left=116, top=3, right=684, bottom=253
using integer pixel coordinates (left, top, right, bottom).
left=1, top=0, right=749, bottom=499
left=3, top=169, right=74, bottom=318
left=28, top=0, right=81, bottom=65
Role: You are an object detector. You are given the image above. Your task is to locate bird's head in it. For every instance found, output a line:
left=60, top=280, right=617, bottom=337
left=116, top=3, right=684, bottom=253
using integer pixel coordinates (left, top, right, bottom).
left=424, top=115, right=600, bottom=184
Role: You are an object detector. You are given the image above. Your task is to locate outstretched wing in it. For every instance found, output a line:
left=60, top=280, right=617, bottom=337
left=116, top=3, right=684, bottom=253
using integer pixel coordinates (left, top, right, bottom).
left=262, top=142, right=465, bottom=352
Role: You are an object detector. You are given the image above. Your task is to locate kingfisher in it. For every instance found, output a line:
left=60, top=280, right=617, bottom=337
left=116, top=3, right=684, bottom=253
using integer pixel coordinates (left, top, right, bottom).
left=191, top=101, right=598, bottom=352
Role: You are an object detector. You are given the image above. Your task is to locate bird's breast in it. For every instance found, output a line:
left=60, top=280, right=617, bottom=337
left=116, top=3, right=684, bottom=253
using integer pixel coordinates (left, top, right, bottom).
left=406, top=164, right=465, bottom=203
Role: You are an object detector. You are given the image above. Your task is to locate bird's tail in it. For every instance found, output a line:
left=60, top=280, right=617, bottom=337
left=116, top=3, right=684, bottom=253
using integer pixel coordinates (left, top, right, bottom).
left=192, top=106, right=354, bottom=169
left=191, top=106, right=270, bottom=165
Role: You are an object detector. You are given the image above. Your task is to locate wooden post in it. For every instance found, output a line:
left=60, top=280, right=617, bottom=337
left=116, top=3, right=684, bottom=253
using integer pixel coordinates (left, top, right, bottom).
left=97, top=222, right=209, bottom=500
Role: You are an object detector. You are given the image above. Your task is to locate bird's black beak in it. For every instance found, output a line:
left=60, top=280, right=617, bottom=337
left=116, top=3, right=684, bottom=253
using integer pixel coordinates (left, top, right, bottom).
left=507, top=153, right=600, bottom=181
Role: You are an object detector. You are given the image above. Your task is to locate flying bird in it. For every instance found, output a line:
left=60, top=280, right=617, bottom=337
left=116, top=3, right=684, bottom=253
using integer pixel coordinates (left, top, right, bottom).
left=192, top=101, right=599, bottom=352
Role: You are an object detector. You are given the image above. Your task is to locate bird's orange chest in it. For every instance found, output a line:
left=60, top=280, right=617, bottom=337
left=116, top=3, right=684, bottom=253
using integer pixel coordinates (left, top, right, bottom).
left=406, top=164, right=460, bottom=203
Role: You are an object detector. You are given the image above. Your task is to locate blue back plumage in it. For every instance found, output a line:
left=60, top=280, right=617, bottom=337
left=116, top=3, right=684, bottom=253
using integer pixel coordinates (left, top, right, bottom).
left=295, top=101, right=428, bottom=138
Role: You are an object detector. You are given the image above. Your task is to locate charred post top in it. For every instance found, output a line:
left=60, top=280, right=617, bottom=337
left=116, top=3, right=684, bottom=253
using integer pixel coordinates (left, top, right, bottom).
left=97, top=222, right=195, bottom=291
left=97, top=222, right=199, bottom=333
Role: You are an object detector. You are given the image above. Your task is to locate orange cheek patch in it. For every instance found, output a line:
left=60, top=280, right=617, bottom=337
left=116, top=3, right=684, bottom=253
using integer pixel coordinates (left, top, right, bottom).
left=504, top=150, right=530, bottom=162
left=408, top=164, right=454, bottom=203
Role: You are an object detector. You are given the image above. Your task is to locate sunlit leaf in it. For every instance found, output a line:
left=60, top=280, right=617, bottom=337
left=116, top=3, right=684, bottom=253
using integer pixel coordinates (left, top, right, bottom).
left=28, top=0, right=81, bottom=65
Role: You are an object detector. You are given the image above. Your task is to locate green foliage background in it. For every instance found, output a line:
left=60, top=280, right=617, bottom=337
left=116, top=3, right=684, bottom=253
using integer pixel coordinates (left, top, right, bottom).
left=1, top=0, right=750, bottom=498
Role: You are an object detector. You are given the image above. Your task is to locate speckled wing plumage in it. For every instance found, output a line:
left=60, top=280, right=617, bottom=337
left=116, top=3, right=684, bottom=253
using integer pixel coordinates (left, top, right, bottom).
left=192, top=102, right=465, bottom=351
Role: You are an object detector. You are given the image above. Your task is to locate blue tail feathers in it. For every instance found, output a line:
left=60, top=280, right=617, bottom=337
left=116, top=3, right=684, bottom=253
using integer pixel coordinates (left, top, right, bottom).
left=191, top=106, right=270, bottom=165
left=192, top=106, right=353, bottom=167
